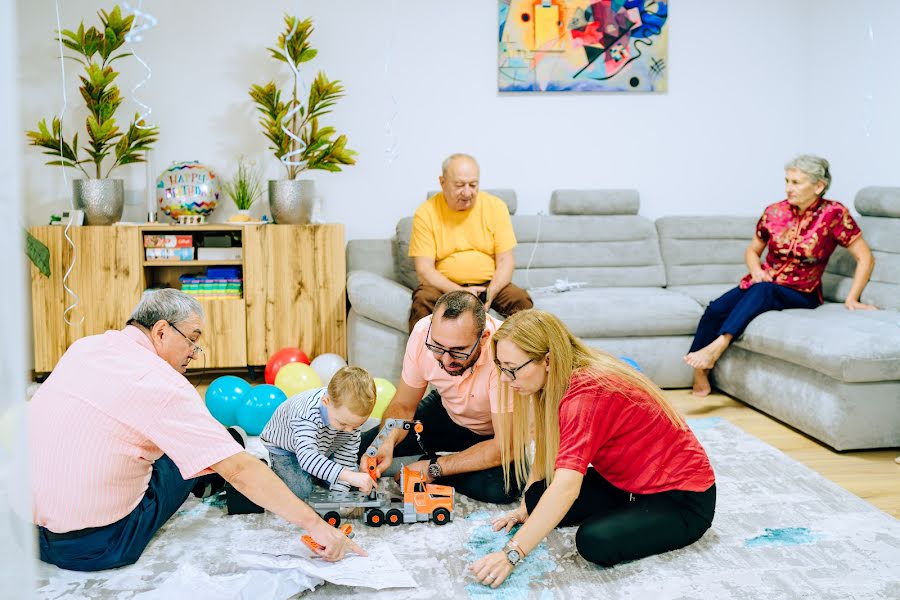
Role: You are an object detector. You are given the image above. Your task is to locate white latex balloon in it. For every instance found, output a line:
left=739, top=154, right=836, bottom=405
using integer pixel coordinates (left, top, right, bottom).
left=310, top=353, right=348, bottom=386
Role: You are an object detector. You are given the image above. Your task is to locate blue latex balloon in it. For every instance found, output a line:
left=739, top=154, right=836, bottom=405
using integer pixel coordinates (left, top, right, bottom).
left=205, top=376, right=252, bottom=426
left=619, top=356, right=642, bottom=372
left=236, top=384, right=288, bottom=436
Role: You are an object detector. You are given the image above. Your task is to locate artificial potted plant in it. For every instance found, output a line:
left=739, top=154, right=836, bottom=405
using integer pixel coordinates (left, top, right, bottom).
left=26, top=6, right=158, bottom=225
left=249, top=15, right=357, bottom=224
left=222, top=157, right=262, bottom=223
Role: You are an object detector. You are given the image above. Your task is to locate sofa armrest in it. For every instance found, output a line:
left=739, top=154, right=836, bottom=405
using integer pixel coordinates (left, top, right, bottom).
left=347, top=270, right=412, bottom=333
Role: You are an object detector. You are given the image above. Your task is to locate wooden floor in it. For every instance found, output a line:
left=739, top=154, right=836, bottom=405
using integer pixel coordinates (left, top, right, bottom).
left=666, top=388, right=900, bottom=518
left=190, top=374, right=899, bottom=518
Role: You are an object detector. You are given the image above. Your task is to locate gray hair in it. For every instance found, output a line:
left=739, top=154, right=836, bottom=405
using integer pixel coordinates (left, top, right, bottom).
left=441, top=153, right=480, bottom=176
left=785, top=154, right=831, bottom=195
left=434, top=290, right=486, bottom=333
left=127, top=288, right=203, bottom=328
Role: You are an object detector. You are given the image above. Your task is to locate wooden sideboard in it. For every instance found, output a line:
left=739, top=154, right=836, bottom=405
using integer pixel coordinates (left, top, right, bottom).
left=29, top=223, right=346, bottom=376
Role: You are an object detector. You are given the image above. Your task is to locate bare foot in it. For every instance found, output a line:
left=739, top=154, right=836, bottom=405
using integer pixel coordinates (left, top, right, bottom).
left=683, top=347, right=718, bottom=370
left=692, top=369, right=711, bottom=396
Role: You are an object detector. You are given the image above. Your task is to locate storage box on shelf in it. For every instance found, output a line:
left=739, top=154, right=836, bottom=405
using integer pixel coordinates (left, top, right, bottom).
left=29, top=223, right=346, bottom=376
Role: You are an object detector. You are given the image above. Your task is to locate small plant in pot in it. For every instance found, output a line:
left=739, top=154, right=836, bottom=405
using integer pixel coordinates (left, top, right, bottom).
left=222, top=157, right=262, bottom=223
left=249, top=15, right=357, bottom=224
left=25, top=6, right=158, bottom=225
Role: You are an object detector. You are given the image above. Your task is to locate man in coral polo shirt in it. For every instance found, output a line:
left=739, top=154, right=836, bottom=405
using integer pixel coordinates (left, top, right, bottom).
left=361, top=290, right=520, bottom=504
left=30, top=289, right=362, bottom=571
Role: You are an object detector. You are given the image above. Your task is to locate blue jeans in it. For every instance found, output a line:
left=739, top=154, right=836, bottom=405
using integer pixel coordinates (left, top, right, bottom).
left=37, top=455, right=196, bottom=572
left=689, top=283, right=820, bottom=352
left=268, top=452, right=329, bottom=500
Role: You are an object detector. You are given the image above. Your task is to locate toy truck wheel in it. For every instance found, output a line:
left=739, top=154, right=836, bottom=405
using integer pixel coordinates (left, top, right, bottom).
left=386, top=508, right=403, bottom=526
left=366, top=508, right=385, bottom=527
left=432, top=508, right=451, bottom=525
left=323, top=511, right=341, bottom=527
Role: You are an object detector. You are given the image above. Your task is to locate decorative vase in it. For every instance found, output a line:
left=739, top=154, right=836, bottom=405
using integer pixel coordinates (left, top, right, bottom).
left=73, top=179, right=125, bottom=225
left=268, top=179, right=315, bottom=224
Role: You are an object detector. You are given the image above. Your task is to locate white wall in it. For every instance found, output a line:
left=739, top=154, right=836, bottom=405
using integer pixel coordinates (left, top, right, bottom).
left=3, top=0, right=37, bottom=596
left=17, top=1, right=899, bottom=242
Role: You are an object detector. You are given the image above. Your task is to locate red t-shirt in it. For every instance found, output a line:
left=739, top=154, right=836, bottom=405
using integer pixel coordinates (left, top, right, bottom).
left=555, top=375, right=715, bottom=494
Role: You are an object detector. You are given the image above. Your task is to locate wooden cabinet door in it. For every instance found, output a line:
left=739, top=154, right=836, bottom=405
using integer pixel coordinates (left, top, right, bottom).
left=190, top=298, right=248, bottom=370
left=244, top=224, right=346, bottom=364
left=29, top=226, right=144, bottom=373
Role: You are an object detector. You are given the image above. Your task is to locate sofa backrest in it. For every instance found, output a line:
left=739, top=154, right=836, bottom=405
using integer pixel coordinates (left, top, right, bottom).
left=656, top=216, right=757, bottom=286
left=392, top=189, right=665, bottom=290
left=823, top=187, right=900, bottom=310
left=509, top=189, right=666, bottom=289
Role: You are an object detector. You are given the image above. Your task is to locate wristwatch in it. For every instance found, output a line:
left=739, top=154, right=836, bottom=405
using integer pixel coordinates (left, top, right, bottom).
left=504, top=540, right=523, bottom=567
left=427, top=456, right=442, bottom=481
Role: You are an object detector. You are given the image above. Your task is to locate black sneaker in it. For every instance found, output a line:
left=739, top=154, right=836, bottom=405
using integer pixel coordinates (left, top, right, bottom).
left=191, top=426, right=248, bottom=498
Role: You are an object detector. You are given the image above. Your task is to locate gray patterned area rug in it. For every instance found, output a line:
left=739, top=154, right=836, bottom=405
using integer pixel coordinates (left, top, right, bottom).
left=36, top=418, right=900, bottom=599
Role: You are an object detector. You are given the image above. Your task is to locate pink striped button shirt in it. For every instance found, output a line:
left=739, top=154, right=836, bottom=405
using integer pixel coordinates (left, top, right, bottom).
left=30, top=326, right=242, bottom=533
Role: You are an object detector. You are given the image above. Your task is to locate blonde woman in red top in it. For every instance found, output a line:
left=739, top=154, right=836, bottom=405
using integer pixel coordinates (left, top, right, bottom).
left=469, top=309, right=715, bottom=589
left=685, top=155, right=876, bottom=396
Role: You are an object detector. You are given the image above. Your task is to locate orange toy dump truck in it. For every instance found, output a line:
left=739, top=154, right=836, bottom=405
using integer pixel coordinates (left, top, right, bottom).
left=308, top=419, right=455, bottom=527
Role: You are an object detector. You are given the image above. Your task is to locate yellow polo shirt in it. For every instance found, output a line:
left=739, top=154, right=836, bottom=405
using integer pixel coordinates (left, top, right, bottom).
left=408, top=191, right=517, bottom=285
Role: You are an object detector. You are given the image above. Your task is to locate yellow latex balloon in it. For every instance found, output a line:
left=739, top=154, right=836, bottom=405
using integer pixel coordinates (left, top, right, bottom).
left=274, top=362, right=323, bottom=397
left=371, top=377, right=397, bottom=420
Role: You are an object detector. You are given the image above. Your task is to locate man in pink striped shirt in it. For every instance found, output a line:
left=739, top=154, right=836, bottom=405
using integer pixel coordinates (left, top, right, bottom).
left=30, top=289, right=363, bottom=571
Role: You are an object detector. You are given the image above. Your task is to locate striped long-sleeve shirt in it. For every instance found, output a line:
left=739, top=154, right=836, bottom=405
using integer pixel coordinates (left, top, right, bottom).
left=260, top=387, right=360, bottom=491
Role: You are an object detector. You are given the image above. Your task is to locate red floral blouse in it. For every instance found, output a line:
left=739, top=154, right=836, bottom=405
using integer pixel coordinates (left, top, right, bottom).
left=739, top=198, right=861, bottom=301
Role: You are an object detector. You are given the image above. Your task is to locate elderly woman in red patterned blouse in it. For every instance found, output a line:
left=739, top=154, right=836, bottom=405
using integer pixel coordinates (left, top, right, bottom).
left=684, top=155, right=876, bottom=396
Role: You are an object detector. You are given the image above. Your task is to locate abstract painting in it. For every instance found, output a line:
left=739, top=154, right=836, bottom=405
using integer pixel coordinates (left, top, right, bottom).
left=498, top=0, right=669, bottom=92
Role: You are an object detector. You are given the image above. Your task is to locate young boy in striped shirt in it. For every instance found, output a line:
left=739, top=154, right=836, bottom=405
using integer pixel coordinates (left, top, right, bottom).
left=261, top=366, right=377, bottom=499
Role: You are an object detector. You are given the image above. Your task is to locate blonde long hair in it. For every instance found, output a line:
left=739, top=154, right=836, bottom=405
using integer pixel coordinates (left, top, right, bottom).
left=492, top=309, right=686, bottom=492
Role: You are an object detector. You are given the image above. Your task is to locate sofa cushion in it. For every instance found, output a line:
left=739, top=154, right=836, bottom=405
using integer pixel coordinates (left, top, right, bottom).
left=531, top=287, right=703, bottom=338
left=733, top=303, right=900, bottom=383
left=666, top=284, right=734, bottom=307
left=346, top=270, right=412, bottom=332
left=394, top=217, right=418, bottom=289
left=656, top=216, right=756, bottom=286
left=823, top=215, right=900, bottom=309
left=550, top=189, right=639, bottom=215
left=347, top=239, right=397, bottom=280
left=511, top=214, right=666, bottom=288
left=855, top=186, right=900, bottom=218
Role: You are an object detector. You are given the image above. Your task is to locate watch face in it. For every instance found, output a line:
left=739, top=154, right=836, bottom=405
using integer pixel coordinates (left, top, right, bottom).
left=428, top=464, right=441, bottom=479
left=507, top=549, right=521, bottom=564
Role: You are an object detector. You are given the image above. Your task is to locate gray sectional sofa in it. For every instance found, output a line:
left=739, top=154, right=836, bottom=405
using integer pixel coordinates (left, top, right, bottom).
left=346, top=188, right=900, bottom=451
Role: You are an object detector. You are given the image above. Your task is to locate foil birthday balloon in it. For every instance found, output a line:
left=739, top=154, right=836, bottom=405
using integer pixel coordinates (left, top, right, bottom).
left=157, top=161, right=220, bottom=220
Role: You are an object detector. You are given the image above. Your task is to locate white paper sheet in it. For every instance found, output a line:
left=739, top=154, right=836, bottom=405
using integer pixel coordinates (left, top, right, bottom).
left=237, top=542, right=418, bottom=590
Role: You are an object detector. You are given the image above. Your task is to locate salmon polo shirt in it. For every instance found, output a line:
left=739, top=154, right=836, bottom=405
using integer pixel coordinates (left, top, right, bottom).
left=402, top=314, right=503, bottom=436
left=30, top=326, right=243, bottom=533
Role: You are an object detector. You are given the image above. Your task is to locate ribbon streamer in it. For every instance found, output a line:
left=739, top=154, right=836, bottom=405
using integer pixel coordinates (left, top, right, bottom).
left=862, top=22, right=875, bottom=139
left=53, top=0, right=83, bottom=326
left=383, top=0, right=400, bottom=163
left=123, top=1, right=158, bottom=129
left=279, top=19, right=310, bottom=171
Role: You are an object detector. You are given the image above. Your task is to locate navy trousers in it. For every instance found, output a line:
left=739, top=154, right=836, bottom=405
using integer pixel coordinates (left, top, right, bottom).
left=689, top=283, right=820, bottom=353
left=38, top=455, right=195, bottom=571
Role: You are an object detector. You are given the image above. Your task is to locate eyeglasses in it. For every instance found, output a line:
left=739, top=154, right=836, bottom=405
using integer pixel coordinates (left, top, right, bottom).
left=424, top=322, right=482, bottom=361
left=168, top=322, right=204, bottom=357
left=494, top=358, right=534, bottom=381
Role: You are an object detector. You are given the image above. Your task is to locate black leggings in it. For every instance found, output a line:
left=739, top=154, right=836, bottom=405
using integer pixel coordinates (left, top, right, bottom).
left=525, top=469, right=716, bottom=567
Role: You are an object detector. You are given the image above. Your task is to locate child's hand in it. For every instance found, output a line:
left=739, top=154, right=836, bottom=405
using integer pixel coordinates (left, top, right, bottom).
left=341, top=470, right=376, bottom=494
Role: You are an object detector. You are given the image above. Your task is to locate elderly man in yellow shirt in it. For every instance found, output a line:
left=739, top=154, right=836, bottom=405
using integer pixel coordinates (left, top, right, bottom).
left=407, top=153, right=533, bottom=332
